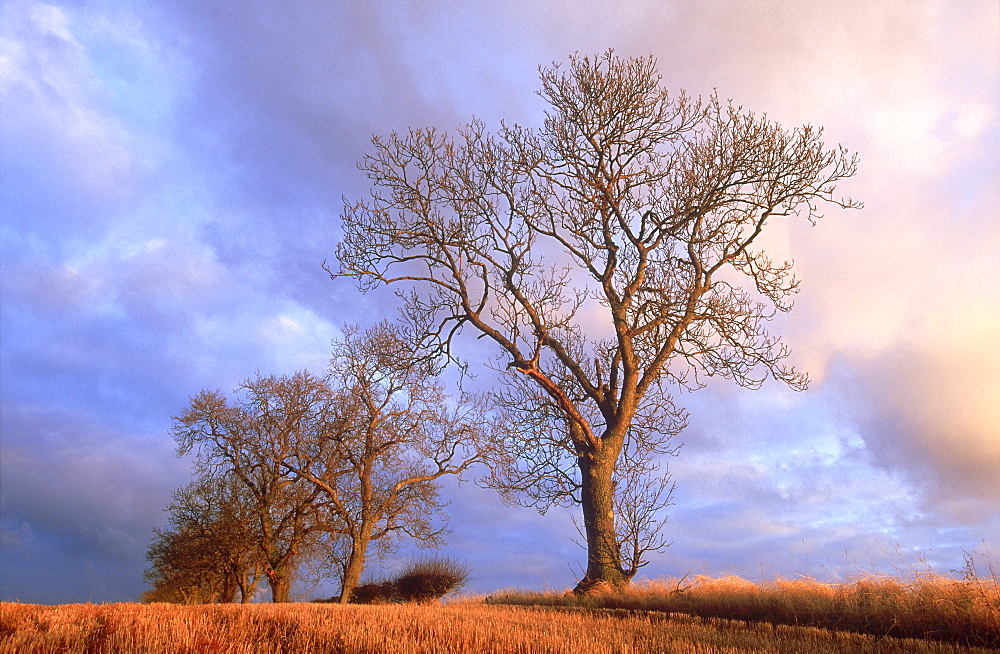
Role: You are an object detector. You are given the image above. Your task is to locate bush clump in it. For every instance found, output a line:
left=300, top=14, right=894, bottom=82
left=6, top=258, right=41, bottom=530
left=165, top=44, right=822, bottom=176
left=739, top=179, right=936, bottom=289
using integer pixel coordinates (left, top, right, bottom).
left=394, top=557, right=470, bottom=603
left=349, top=557, right=470, bottom=604
left=349, top=581, right=399, bottom=604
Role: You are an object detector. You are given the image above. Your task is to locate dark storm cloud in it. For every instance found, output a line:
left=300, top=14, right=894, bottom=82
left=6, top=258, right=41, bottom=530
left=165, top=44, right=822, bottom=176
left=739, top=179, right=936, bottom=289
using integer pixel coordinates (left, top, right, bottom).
left=0, top=0, right=521, bottom=604
left=0, top=404, right=187, bottom=602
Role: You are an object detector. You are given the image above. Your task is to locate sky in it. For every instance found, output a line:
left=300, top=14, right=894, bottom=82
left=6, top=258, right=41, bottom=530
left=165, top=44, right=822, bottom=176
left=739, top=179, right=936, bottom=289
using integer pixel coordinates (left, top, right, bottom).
left=1, top=0, right=998, bottom=604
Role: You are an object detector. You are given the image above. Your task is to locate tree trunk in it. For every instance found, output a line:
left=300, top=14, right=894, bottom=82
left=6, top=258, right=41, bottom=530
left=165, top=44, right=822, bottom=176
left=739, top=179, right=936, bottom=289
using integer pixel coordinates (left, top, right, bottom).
left=338, top=536, right=371, bottom=603
left=237, top=569, right=260, bottom=603
left=219, top=577, right=238, bottom=603
left=267, top=566, right=293, bottom=602
left=574, top=451, right=630, bottom=594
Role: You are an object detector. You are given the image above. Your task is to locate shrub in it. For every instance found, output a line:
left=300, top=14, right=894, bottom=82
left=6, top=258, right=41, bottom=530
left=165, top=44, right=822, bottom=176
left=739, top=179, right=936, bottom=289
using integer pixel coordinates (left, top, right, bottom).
left=339, top=557, right=470, bottom=604
left=394, top=557, right=470, bottom=603
left=350, top=581, right=399, bottom=605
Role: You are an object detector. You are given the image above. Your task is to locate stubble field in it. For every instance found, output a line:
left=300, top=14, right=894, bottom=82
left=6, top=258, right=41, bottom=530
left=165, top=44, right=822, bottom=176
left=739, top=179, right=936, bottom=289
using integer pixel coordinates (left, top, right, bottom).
left=3, top=572, right=999, bottom=654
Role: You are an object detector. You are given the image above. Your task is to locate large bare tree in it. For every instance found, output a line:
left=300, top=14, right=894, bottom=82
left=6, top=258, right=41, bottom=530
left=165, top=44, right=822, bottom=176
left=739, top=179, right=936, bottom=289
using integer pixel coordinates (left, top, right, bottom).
left=335, top=51, right=860, bottom=591
left=270, top=322, right=488, bottom=603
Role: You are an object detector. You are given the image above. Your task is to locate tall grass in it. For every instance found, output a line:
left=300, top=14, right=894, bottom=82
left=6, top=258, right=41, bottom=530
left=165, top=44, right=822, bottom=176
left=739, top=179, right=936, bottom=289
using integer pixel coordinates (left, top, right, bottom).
left=491, top=564, right=1000, bottom=649
left=2, top=600, right=994, bottom=653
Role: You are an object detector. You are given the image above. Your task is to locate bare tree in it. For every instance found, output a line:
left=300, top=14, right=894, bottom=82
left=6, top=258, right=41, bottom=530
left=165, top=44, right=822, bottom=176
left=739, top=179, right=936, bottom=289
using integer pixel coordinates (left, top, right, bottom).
left=173, top=474, right=265, bottom=603
left=173, top=374, right=330, bottom=602
left=335, top=51, right=860, bottom=591
left=270, top=322, right=488, bottom=603
left=484, top=359, right=681, bottom=581
left=143, top=474, right=264, bottom=604
left=613, top=468, right=675, bottom=576
left=143, top=525, right=224, bottom=604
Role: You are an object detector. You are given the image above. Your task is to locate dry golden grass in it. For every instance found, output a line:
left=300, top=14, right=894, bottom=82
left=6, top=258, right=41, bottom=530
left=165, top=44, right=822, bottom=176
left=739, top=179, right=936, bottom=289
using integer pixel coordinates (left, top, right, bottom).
left=492, top=570, right=1000, bottom=649
left=2, top=599, right=996, bottom=653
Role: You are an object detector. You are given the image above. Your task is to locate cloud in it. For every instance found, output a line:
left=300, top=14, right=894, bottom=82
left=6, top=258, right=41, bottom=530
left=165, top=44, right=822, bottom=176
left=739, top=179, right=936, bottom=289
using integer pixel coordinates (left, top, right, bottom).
left=716, top=0, right=1000, bottom=528
left=834, top=336, right=1000, bottom=520
left=0, top=404, right=187, bottom=603
left=660, top=383, right=929, bottom=575
left=1, top=0, right=997, bottom=604
left=0, top=1, right=143, bottom=242
left=784, top=169, right=1000, bottom=522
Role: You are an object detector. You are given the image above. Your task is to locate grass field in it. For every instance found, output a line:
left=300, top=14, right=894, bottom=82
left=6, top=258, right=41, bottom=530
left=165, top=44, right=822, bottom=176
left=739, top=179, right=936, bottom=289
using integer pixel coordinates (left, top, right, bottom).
left=492, top=569, right=1000, bottom=650
left=2, top=585, right=998, bottom=654
left=4, top=562, right=997, bottom=653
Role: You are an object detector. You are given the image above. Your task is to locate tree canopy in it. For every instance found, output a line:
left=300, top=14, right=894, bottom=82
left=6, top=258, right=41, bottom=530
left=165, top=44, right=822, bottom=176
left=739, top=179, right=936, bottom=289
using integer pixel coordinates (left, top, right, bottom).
left=335, top=50, right=860, bottom=591
left=154, top=323, right=485, bottom=602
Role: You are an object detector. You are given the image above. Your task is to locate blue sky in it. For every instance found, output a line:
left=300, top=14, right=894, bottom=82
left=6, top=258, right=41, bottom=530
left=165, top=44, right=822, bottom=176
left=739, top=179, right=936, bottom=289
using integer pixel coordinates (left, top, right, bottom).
left=2, top=0, right=998, bottom=603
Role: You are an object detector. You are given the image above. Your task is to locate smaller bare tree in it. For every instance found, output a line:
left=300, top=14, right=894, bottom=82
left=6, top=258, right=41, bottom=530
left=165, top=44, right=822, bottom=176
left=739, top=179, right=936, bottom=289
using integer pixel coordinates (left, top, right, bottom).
left=143, top=475, right=264, bottom=603
left=173, top=376, right=330, bottom=602
left=271, top=322, right=490, bottom=603
left=612, top=467, right=675, bottom=576
left=143, top=525, right=224, bottom=604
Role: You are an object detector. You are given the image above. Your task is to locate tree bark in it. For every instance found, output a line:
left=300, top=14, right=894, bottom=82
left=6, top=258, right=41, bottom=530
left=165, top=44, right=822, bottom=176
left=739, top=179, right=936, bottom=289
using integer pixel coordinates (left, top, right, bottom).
left=235, top=567, right=259, bottom=603
left=219, top=577, right=238, bottom=604
left=267, top=564, right=293, bottom=603
left=574, top=450, right=631, bottom=593
left=338, top=525, right=374, bottom=603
